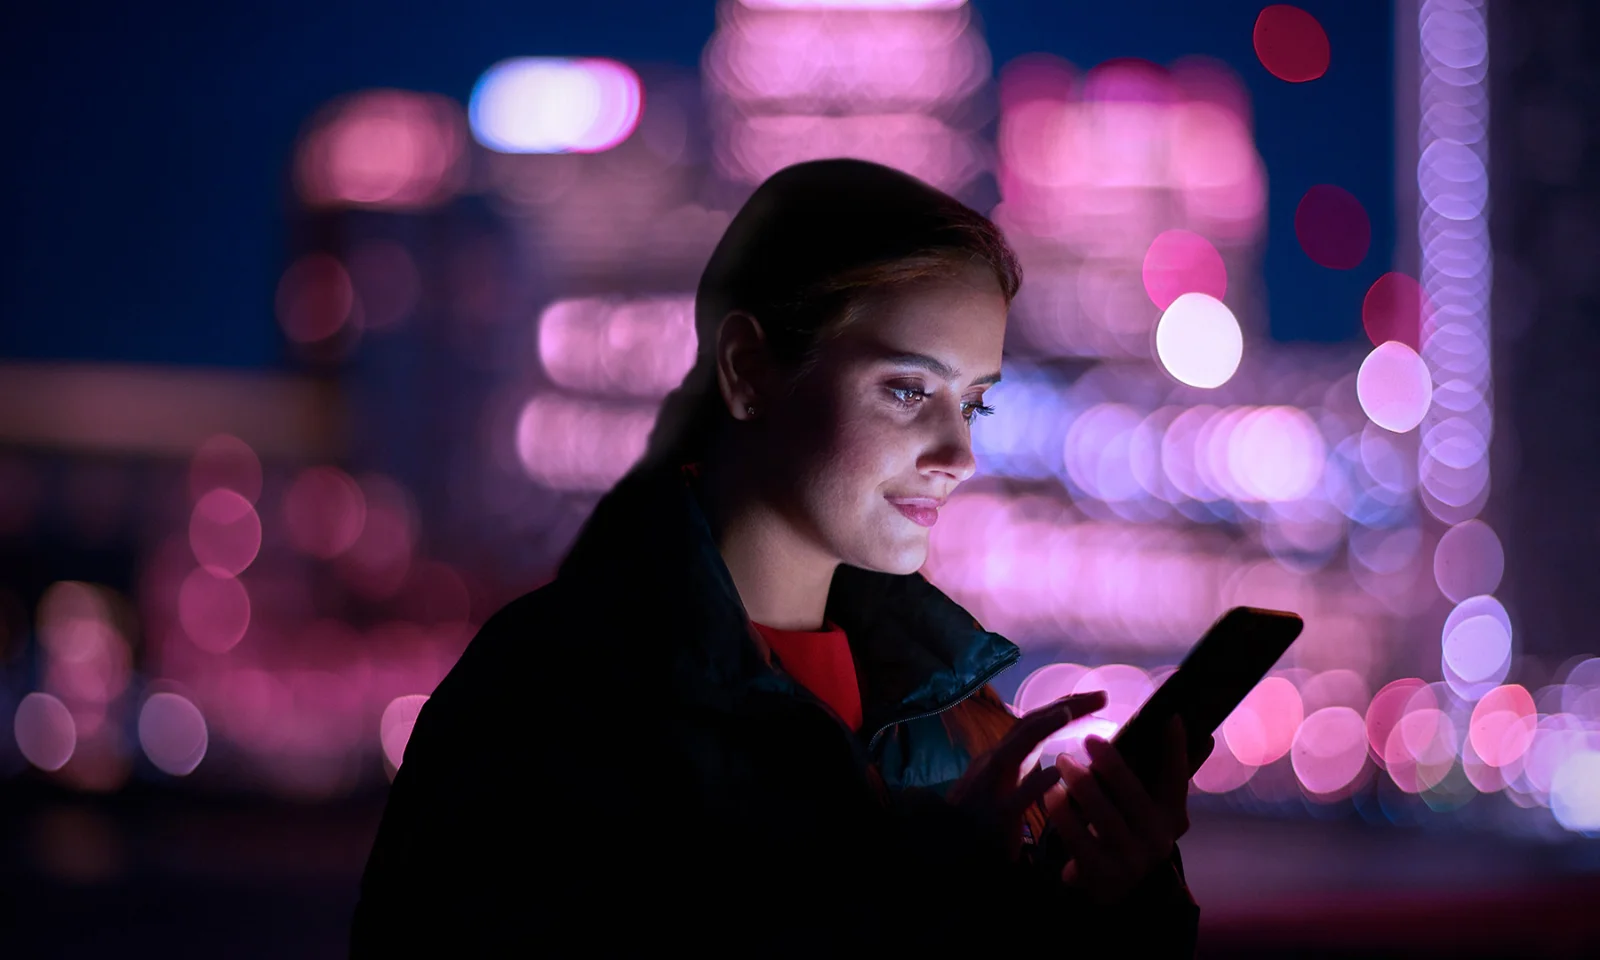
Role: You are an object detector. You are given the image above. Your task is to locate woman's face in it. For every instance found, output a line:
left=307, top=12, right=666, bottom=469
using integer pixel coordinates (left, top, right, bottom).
left=761, top=260, right=1009, bottom=576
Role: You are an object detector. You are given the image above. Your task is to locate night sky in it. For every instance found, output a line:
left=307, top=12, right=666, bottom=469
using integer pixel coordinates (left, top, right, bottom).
left=0, top=0, right=1393, bottom=370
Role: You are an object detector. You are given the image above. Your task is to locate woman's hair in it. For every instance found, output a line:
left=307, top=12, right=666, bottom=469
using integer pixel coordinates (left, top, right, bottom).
left=642, top=158, right=1023, bottom=469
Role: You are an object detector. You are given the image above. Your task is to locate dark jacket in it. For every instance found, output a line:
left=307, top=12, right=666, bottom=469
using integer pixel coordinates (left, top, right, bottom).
left=351, top=460, right=1200, bottom=956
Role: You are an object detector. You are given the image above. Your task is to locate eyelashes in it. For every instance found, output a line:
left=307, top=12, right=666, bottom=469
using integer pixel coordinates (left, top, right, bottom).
left=888, top=386, right=996, bottom=424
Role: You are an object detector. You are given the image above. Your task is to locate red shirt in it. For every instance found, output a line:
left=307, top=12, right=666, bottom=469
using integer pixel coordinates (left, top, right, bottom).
left=750, top=619, right=863, bottom=733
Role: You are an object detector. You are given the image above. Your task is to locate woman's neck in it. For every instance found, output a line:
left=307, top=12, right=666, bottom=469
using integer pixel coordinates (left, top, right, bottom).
left=695, top=457, right=837, bottom=632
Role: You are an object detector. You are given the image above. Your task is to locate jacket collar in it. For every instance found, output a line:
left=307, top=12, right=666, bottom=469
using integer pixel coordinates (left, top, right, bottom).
left=555, top=460, right=1020, bottom=737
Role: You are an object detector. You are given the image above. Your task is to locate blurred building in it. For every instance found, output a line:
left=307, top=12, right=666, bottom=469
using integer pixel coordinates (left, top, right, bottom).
left=1, top=0, right=1596, bottom=840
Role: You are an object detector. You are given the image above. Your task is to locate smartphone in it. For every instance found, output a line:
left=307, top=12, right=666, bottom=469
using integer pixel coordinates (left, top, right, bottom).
left=1110, top=606, right=1305, bottom=790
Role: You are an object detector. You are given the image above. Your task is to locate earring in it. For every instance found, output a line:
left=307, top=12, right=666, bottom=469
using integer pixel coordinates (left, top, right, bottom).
left=745, top=404, right=758, bottom=418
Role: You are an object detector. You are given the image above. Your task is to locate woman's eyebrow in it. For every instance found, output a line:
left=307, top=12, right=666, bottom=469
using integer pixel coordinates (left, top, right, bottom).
left=875, top=350, right=1002, bottom=386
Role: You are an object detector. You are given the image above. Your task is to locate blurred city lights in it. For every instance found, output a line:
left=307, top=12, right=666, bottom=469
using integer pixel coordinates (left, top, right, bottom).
left=470, top=58, right=643, bottom=154
left=335, top=476, right=418, bottom=599
left=282, top=466, right=368, bottom=560
left=188, top=488, right=262, bottom=578
left=1356, top=341, right=1432, bottom=432
left=1432, top=518, right=1504, bottom=602
left=14, top=692, right=76, bottom=772
left=138, top=692, right=209, bottom=776
left=1362, top=272, right=1427, bottom=349
left=296, top=89, right=467, bottom=208
left=706, top=0, right=991, bottom=190
left=1222, top=676, right=1303, bottom=766
left=178, top=568, right=252, bottom=654
left=1252, top=5, right=1330, bottom=83
left=1155, top=293, right=1243, bottom=388
left=188, top=434, right=263, bottom=504
left=1141, top=229, right=1227, bottom=310
left=1291, top=706, right=1368, bottom=796
left=1294, top=184, right=1371, bottom=270
left=515, top=394, right=655, bottom=491
left=1550, top=751, right=1600, bottom=833
left=1467, top=685, right=1536, bottom=768
left=537, top=296, right=697, bottom=397
left=739, top=0, right=965, bottom=8
left=276, top=254, right=358, bottom=346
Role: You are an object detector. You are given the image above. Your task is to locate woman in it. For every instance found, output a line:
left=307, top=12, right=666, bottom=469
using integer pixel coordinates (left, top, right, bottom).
left=352, top=159, right=1201, bottom=956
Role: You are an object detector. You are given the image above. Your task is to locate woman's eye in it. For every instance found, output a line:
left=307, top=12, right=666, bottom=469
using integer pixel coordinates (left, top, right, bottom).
left=890, top=386, right=995, bottom=425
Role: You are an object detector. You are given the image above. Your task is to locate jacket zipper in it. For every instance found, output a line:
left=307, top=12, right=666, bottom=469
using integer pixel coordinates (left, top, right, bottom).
left=865, top=648, right=1021, bottom=752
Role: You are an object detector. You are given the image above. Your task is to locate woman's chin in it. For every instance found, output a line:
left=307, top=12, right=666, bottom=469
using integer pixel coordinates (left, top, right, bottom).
left=854, top=538, right=929, bottom=577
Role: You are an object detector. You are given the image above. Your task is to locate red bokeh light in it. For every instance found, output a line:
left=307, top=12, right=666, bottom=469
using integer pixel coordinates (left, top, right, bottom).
left=1365, top=677, right=1427, bottom=768
left=189, top=489, right=261, bottom=578
left=283, top=466, right=367, bottom=560
left=188, top=434, right=263, bottom=504
left=1469, top=684, right=1537, bottom=768
left=177, top=569, right=252, bottom=654
left=276, top=254, right=358, bottom=345
left=1141, top=229, right=1227, bottom=310
left=1362, top=272, right=1428, bottom=349
left=1253, top=5, right=1330, bottom=83
left=336, top=475, right=417, bottom=599
left=1295, top=184, right=1370, bottom=270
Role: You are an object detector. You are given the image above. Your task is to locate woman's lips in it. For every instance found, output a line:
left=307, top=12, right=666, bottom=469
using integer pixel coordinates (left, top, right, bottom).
left=887, top=498, right=940, bottom=528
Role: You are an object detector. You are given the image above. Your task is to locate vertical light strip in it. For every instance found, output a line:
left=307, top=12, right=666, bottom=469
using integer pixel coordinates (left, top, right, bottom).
left=1417, top=1, right=1504, bottom=699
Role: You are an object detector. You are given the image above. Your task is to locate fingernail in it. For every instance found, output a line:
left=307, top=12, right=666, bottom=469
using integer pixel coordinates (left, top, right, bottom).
left=1084, top=735, right=1107, bottom=753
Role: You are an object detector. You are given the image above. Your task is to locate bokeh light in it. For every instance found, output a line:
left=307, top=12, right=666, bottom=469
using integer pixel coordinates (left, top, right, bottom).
left=188, top=434, right=263, bottom=504
left=296, top=89, right=466, bottom=208
left=1154, top=293, right=1243, bottom=388
left=381, top=694, right=430, bottom=770
left=1294, top=184, right=1371, bottom=270
left=1253, top=5, right=1330, bottom=83
left=178, top=569, right=252, bottom=654
left=1222, top=676, right=1303, bottom=766
left=276, top=254, right=358, bottom=346
left=1141, top=229, right=1227, bottom=310
left=1550, top=751, right=1600, bottom=833
left=138, top=692, right=209, bottom=776
left=470, top=58, right=642, bottom=154
left=15, top=692, right=76, bottom=772
left=1357, top=341, right=1432, bottom=433
left=1292, top=706, right=1368, bottom=796
left=516, top=394, right=656, bottom=491
left=1366, top=677, right=1427, bottom=768
left=1432, top=518, right=1504, bottom=602
left=1362, top=272, right=1427, bottom=350
left=336, top=476, right=418, bottom=599
left=537, top=296, right=697, bottom=397
left=188, top=489, right=262, bottom=578
left=1467, top=684, right=1535, bottom=768
left=283, top=466, right=367, bottom=560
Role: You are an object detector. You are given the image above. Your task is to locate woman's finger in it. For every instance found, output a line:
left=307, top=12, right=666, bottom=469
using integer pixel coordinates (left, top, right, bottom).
left=991, top=691, right=1107, bottom=776
left=1083, top=736, right=1172, bottom=855
left=1048, top=793, right=1111, bottom=883
left=1054, top=755, right=1139, bottom=858
left=1003, top=764, right=1063, bottom=824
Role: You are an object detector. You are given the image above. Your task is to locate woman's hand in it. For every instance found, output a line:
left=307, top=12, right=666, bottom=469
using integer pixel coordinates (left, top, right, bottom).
left=945, top=690, right=1107, bottom=862
left=1045, top=715, right=1195, bottom=905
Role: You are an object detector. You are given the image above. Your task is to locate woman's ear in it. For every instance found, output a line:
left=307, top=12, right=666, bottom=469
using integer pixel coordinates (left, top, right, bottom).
left=713, top=310, right=776, bottom=421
